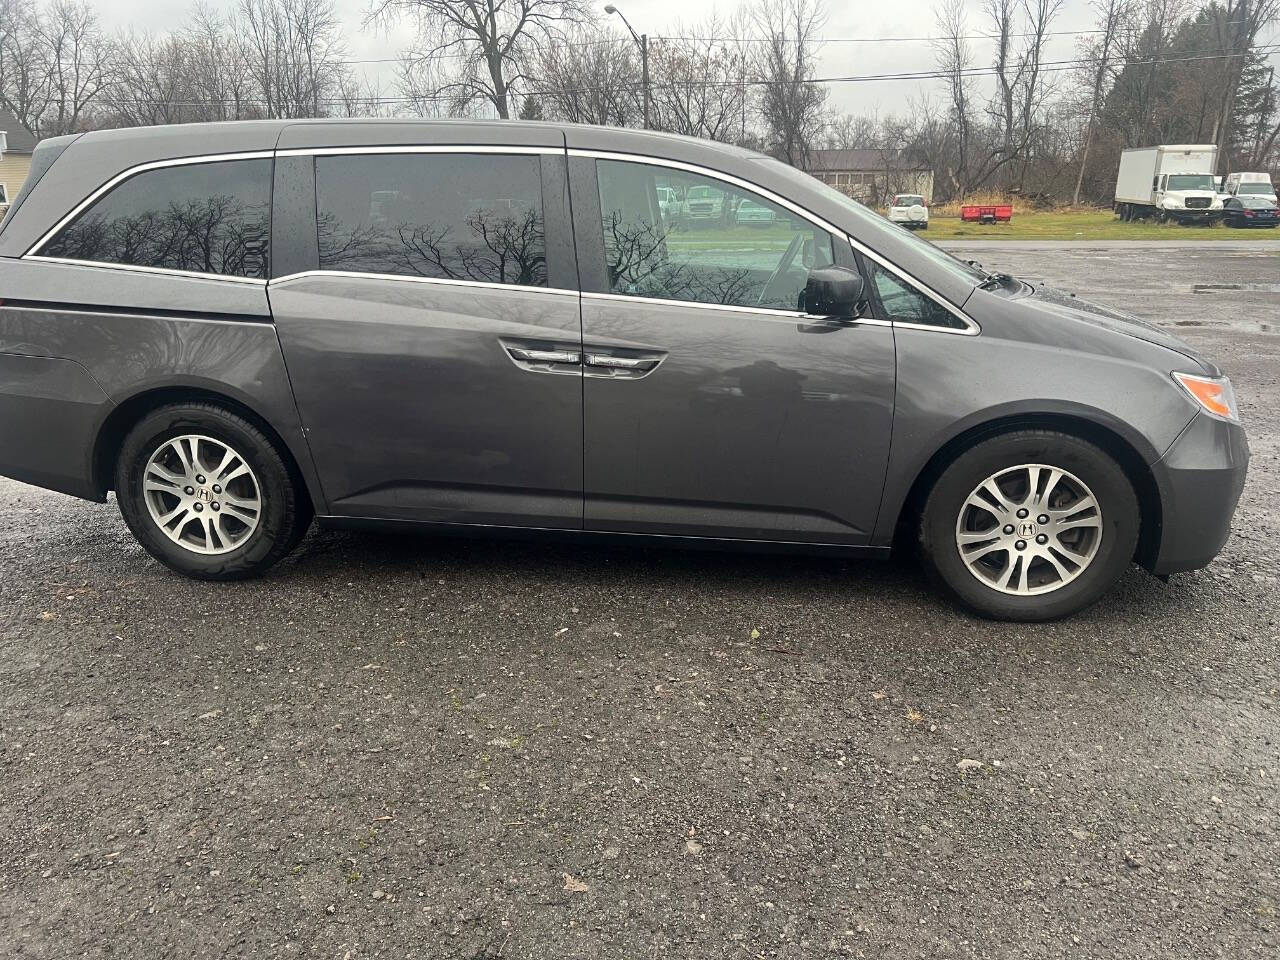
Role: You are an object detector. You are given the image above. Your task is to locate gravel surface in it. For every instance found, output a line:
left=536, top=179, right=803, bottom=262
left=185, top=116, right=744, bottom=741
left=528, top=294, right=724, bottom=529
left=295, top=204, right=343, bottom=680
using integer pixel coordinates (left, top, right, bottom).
left=1, top=244, right=1277, bottom=958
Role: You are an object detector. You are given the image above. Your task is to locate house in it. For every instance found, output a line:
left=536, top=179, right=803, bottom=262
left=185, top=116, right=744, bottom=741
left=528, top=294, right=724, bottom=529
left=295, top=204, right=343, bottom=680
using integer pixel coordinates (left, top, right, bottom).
left=807, top=148, right=934, bottom=206
left=0, top=106, right=38, bottom=214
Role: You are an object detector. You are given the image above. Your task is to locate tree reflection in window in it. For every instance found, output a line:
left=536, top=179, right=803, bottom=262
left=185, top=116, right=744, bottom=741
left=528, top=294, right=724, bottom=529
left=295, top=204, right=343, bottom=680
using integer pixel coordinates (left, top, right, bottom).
left=597, top=159, right=834, bottom=311
left=41, top=159, right=271, bottom=279
left=316, top=154, right=547, bottom=287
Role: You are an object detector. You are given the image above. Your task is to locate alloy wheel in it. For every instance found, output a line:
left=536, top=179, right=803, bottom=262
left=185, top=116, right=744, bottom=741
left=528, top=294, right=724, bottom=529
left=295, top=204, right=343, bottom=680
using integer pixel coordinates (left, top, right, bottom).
left=141, top=434, right=262, bottom=555
left=955, top=463, right=1103, bottom=596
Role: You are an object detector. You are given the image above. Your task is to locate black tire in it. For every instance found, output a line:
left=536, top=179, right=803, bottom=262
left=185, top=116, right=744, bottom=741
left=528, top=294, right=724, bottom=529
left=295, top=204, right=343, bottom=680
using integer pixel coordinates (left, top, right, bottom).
left=114, top=402, right=312, bottom=580
left=918, top=430, right=1139, bottom=621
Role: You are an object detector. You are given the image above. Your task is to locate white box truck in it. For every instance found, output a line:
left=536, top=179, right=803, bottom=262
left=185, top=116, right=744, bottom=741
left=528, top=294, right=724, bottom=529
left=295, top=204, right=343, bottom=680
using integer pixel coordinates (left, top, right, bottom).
left=1114, top=145, right=1222, bottom=224
left=1223, top=171, right=1277, bottom=205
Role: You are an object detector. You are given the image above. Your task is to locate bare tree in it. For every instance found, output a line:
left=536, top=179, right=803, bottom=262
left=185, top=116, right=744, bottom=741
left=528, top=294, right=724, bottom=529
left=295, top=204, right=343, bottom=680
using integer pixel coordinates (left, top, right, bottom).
left=22, top=0, right=111, bottom=136
left=534, top=26, right=641, bottom=126
left=1073, top=0, right=1131, bottom=204
left=986, top=0, right=1022, bottom=164
left=335, top=72, right=389, bottom=118
left=824, top=111, right=882, bottom=150
left=372, top=0, right=591, bottom=120
left=184, top=2, right=258, bottom=122
left=650, top=11, right=754, bottom=143
left=106, top=30, right=194, bottom=126
left=752, top=0, right=827, bottom=168
left=239, top=0, right=349, bottom=119
left=933, top=0, right=974, bottom=195
left=0, top=0, right=55, bottom=132
left=1014, top=0, right=1066, bottom=187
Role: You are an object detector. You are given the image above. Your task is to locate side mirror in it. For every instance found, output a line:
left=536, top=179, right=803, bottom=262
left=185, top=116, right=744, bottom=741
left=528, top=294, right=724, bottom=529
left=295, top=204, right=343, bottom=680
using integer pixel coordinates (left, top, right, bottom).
left=803, top=266, right=864, bottom=319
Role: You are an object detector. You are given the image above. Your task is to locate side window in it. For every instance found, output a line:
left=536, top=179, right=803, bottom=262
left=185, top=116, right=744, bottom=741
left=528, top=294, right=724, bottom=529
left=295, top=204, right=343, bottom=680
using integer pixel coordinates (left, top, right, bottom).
left=40, top=158, right=271, bottom=279
left=315, top=153, right=547, bottom=287
left=596, top=159, right=834, bottom=311
left=867, top=261, right=966, bottom=330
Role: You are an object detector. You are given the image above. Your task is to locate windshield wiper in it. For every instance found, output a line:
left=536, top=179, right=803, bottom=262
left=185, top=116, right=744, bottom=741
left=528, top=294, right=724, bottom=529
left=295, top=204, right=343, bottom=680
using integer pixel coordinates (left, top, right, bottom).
left=978, top=272, right=1016, bottom=290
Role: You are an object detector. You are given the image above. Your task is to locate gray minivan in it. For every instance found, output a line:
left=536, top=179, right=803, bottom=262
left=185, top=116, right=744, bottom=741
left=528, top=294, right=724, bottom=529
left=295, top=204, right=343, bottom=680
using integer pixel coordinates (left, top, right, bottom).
left=0, top=121, right=1248, bottom=620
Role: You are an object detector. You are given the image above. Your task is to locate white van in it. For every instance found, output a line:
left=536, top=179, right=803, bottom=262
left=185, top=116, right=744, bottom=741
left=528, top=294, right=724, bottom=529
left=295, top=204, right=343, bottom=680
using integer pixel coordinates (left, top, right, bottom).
left=1223, top=172, right=1277, bottom=205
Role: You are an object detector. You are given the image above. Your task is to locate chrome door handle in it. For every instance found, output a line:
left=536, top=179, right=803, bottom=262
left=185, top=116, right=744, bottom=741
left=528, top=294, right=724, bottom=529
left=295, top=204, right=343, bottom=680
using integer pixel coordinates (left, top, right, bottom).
left=584, top=353, right=658, bottom=370
left=509, top=347, right=580, bottom=364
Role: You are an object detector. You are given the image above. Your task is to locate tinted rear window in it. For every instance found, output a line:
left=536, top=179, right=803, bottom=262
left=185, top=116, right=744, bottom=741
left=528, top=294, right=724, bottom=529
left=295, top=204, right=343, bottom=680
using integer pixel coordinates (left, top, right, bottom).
left=40, top=158, right=271, bottom=279
left=315, top=153, right=547, bottom=287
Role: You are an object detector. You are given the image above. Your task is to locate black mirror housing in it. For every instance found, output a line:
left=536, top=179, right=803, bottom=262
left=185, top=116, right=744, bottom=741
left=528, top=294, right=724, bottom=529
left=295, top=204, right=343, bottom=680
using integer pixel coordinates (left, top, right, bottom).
left=803, top=266, right=864, bottom=318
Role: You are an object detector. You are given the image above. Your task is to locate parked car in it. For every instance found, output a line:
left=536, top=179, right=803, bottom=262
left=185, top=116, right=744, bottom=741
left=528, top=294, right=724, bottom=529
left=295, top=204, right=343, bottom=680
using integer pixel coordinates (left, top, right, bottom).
left=887, top=194, right=929, bottom=230
left=0, top=121, right=1248, bottom=620
left=734, top=198, right=775, bottom=226
left=1221, top=194, right=1278, bottom=228
left=681, top=183, right=725, bottom=225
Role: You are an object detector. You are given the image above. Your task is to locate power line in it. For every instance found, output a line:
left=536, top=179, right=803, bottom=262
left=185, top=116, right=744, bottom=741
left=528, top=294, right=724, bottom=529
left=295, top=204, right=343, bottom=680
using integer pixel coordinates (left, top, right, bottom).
left=90, top=43, right=1280, bottom=108
left=334, top=16, right=1280, bottom=66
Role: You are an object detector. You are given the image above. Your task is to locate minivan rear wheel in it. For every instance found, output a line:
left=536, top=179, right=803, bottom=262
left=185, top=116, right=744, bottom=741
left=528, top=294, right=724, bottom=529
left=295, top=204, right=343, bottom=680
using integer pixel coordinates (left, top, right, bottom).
left=115, top=403, right=311, bottom=579
left=918, top=430, right=1139, bottom=621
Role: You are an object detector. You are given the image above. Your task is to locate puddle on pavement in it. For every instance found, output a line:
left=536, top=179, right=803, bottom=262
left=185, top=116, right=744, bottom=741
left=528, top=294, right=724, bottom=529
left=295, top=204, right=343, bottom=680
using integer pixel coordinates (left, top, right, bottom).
left=1192, top=282, right=1280, bottom=293
left=1166, top=317, right=1277, bottom=335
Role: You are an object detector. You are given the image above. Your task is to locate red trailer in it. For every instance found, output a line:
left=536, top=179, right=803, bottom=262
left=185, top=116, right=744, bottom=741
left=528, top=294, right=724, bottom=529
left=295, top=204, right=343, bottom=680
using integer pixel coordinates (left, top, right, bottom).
left=960, top=204, right=1013, bottom=223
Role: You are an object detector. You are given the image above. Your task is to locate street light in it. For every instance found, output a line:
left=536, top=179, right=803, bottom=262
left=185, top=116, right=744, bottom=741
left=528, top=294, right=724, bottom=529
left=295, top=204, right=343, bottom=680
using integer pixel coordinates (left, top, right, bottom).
left=604, top=4, right=650, bottom=129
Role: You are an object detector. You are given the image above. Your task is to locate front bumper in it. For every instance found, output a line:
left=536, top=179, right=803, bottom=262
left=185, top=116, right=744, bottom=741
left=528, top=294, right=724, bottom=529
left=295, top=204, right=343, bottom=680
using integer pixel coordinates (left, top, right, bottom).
left=1147, top=412, right=1249, bottom=574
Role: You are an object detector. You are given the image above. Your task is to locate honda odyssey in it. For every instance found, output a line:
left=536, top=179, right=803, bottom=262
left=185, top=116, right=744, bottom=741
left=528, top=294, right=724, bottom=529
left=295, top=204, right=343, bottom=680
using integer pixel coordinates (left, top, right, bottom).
left=0, top=120, right=1248, bottom=620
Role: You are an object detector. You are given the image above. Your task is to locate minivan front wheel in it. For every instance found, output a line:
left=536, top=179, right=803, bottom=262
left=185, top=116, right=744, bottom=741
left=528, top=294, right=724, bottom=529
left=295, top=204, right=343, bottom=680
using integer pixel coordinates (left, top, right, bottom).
left=919, top=430, right=1139, bottom=621
left=115, top=403, right=311, bottom=579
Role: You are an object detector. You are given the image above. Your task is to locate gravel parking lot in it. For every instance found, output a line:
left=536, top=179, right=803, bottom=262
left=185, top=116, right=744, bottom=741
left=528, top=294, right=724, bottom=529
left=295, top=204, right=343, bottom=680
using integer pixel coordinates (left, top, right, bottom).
left=1, top=242, right=1277, bottom=959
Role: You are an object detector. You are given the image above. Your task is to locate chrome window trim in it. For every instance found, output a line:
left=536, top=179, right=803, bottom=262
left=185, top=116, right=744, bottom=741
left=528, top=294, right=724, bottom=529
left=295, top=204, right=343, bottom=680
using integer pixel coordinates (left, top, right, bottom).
left=278, top=144, right=563, bottom=158
left=24, top=150, right=276, bottom=259
left=269, top=269, right=575, bottom=298
left=573, top=148, right=846, bottom=236
left=22, top=254, right=267, bottom=285
left=570, top=147, right=979, bottom=336
left=846, top=234, right=980, bottom=336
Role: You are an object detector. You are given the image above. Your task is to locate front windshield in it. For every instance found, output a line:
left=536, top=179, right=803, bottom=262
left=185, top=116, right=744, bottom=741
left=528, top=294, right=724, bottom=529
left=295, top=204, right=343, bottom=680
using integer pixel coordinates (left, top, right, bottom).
left=1239, top=182, right=1275, bottom=195
left=1166, top=174, right=1214, bottom=191
left=756, top=158, right=987, bottom=284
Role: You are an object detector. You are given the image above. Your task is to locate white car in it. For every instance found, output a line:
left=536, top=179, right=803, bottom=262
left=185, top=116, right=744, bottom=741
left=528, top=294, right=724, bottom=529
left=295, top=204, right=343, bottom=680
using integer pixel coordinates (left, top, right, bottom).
left=887, top=193, right=929, bottom=230
left=734, top=198, right=775, bottom=227
left=656, top=185, right=680, bottom=222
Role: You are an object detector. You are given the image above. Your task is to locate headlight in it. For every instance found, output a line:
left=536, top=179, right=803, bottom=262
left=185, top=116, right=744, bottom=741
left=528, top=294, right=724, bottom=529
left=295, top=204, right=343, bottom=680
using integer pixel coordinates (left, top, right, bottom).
left=1173, top=372, right=1240, bottom=422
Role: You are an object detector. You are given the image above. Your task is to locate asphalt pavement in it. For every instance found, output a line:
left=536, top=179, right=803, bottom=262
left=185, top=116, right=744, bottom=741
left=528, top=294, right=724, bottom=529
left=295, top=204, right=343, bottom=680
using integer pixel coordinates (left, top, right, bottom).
left=1, top=242, right=1277, bottom=958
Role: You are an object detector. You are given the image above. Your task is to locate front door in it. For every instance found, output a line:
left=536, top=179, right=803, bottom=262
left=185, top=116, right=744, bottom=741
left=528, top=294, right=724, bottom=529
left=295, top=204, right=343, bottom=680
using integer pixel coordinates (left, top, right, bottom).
left=571, top=156, right=896, bottom=544
left=269, top=147, right=584, bottom=528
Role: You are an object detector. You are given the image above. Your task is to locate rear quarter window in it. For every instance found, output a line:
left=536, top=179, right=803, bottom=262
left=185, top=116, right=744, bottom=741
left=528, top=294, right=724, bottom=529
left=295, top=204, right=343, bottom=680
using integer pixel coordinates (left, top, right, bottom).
left=38, top=157, right=272, bottom=279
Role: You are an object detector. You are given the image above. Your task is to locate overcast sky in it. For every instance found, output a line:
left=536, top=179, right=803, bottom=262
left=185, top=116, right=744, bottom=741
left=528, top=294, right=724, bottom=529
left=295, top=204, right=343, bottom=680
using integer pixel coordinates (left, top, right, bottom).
left=96, top=0, right=1278, bottom=119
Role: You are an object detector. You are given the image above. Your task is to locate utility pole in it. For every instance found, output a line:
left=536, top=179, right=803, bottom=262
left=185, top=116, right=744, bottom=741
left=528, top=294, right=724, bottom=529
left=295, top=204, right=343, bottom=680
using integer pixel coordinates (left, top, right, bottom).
left=605, top=4, right=650, bottom=129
